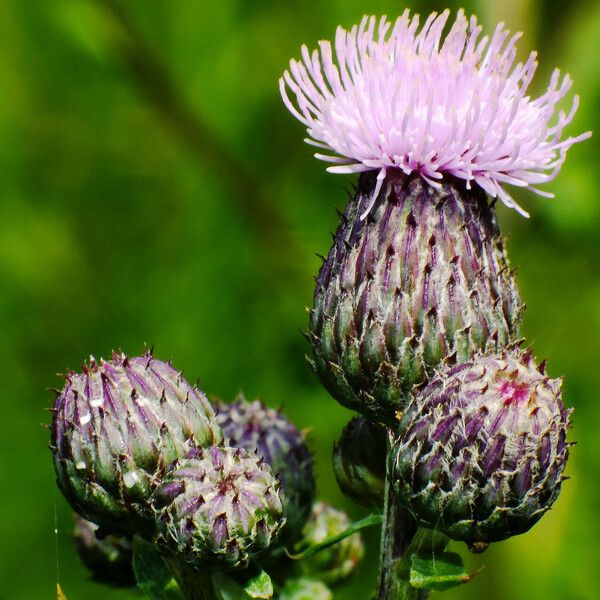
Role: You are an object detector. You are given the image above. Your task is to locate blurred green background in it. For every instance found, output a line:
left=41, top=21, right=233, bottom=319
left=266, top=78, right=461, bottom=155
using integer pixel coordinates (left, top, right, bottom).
left=0, top=0, right=598, bottom=598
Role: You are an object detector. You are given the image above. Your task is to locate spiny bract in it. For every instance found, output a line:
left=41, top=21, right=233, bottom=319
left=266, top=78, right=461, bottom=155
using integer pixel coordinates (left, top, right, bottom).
left=393, top=347, right=571, bottom=544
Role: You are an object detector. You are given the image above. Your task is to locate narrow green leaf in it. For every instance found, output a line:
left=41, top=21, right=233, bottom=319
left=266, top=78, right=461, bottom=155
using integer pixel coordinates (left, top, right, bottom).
left=409, top=551, right=482, bottom=591
left=132, top=537, right=184, bottom=600
left=286, top=513, right=382, bottom=560
left=213, top=571, right=270, bottom=600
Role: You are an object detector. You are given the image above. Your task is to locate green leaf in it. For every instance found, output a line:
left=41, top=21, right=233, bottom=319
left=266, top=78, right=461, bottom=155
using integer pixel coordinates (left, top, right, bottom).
left=132, top=537, right=184, bottom=600
left=286, top=513, right=382, bottom=560
left=212, top=570, right=273, bottom=600
left=243, top=570, right=273, bottom=598
left=409, top=551, right=482, bottom=591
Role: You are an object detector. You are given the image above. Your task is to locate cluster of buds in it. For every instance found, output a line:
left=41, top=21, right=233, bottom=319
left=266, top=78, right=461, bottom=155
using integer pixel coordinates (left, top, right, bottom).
left=280, top=5, right=586, bottom=567
left=51, top=351, right=360, bottom=598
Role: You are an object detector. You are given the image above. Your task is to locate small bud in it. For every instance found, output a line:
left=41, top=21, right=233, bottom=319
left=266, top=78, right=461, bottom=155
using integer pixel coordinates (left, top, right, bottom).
left=393, top=348, right=571, bottom=544
left=216, top=395, right=315, bottom=544
left=310, top=172, right=523, bottom=422
left=73, top=516, right=134, bottom=586
left=50, top=352, right=222, bottom=535
left=298, top=502, right=364, bottom=587
left=152, top=446, right=285, bottom=571
left=333, top=417, right=386, bottom=507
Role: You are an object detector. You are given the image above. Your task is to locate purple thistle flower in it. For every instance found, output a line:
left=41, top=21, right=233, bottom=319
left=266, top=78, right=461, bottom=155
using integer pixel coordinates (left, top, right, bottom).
left=280, top=9, right=590, bottom=216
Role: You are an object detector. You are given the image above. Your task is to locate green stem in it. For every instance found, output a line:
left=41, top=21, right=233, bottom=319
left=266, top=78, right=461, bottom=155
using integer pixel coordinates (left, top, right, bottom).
left=377, top=429, right=418, bottom=600
left=168, top=560, right=217, bottom=600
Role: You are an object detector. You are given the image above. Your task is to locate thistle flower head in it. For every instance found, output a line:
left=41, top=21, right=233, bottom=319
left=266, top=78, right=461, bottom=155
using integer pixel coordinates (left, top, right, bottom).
left=281, top=9, right=590, bottom=216
left=393, top=347, right=572, bottom=544
left=152, top=447, right=284, bottom=570
left=50, top=351, right=222, bottom=535
left=216, top=395, right=315, bottom=544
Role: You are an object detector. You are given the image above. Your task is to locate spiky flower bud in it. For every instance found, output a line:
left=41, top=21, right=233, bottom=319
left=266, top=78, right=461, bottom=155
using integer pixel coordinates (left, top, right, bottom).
left=298, top=502, right=364, bottom=586
left=310, top=172, right=522, bottom=421
left=50, top=352, right=222, bottom=535
left=216, top=395, right=315, bottom=544
left=152, top=446, right=284, bottom=571
left=73, top=516, right=134, bottom=586
left=393, top=348, right=571, bottom=545
left=333, top=416, right=386, bottom=507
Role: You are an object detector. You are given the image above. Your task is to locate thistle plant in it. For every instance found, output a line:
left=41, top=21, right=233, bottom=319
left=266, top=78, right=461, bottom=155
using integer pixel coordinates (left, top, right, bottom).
left=49, top=8, right=590, bottom=600
left=280, top=7, right=589, bottom=599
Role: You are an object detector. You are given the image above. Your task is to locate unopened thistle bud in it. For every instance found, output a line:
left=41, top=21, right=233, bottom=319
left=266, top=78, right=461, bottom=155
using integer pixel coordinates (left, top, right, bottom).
left=73, top=516, right=134, bottom=586
left=393, top=348, right=572, bottom=545
left=50, top=352, right=222, bottom=535
left=216, top=395, right=315, bottom=544
left=280, top=9, right=589, bottom=422
left=152, top=446, right=284, bottom=571
left=333, top=416, right=386, bottom=507
left=310, top=172, right=522, bottom=420
left=298, top=502, right=364, bottom=587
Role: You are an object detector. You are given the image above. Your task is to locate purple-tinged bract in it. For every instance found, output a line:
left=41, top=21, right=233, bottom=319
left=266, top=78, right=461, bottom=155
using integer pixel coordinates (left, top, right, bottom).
left=50, top=352, right=222, bottom=536
left=333, top=416, right=386, bottom=507
left=310, top=171, right=522, bottom=422
left=216, top=395, right=315, bottom=544
left=152, top=447, right=284, bottom=571
left=74, top=515, right=134, bottom=587
left=281, top=9, right=590, bottom=216
left=393, top=348, right=572, bottom=544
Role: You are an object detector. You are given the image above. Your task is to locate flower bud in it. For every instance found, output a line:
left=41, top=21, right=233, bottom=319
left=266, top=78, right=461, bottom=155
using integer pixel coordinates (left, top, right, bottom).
left=333, top=417, right=386, bottom=507
left=310, top=172, right=522, bottom=422
left=393, top=348, right=571, bottom=544
left=73, top=515, right=134, bottom=586
left=216, top=395, right=315, bottom=544
left=50, top=352, right=222, bottom=535
left=298, top=502, right=364, bottom=586
left=152, top=446, right=284, bottom=571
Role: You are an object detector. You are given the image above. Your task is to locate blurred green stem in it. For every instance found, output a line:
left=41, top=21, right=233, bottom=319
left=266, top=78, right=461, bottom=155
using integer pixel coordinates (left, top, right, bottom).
left=93, top=0, right=301, bottom=278
left=168, top=560, right=217, bottom=600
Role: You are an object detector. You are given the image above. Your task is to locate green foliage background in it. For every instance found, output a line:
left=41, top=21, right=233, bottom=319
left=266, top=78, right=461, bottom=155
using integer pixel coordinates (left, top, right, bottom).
left=0, top=1, right=598, bottom=598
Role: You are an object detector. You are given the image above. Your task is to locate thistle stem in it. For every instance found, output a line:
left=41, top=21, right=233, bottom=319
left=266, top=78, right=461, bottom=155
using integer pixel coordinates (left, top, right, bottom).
left=377, top=429, right=418, bottom=600
left=168, top=560, right=217, bottom=600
